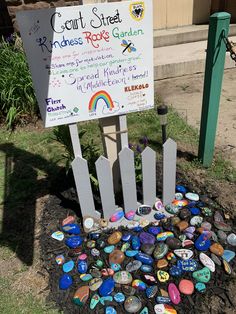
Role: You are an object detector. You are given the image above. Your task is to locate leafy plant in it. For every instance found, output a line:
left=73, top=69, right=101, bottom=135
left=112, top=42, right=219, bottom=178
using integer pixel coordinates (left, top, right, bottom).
left=0, top=34, right=38, bottom=128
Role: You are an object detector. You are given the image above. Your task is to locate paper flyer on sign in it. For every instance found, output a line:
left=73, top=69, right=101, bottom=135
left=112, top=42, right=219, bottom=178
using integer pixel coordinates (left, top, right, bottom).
left=16, top=0, right=154, bottom=127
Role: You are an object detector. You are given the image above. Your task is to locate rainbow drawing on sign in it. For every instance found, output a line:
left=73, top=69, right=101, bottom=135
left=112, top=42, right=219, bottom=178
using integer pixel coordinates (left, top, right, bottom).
left=89, top=90, right=114, bottom=113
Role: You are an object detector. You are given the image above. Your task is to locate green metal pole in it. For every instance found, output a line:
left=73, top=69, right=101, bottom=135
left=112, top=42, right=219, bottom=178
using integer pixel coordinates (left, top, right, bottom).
left=198, top=12, right=231, bottom=167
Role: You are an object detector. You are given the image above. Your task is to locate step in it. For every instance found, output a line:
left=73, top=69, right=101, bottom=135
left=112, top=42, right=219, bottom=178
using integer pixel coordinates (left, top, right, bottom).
left=154, top=37, right=236, bottom=80
left=154, top=24, right=236, bottom=48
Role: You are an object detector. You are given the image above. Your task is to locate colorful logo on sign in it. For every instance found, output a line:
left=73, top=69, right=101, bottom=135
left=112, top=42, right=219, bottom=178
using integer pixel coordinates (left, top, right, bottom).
left=89, top=90, right=114, bottom=113
left=129, top=2, right=145, bottom=21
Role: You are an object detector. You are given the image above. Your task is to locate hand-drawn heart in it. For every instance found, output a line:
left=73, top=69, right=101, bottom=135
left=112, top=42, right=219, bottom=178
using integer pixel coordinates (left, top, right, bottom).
left=134, top=8, right=141, bottom=16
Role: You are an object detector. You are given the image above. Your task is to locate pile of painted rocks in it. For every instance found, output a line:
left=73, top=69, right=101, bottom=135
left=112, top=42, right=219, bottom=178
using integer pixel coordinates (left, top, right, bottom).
left=50, top=185, right=236, bottom=314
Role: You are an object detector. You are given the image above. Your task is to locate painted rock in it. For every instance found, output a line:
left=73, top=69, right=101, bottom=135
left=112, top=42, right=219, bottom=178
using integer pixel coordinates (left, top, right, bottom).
left=141, top=264, right=153, bottom=273
left=110, top=210, right=124, bottom=222
left=179, top=209, right=191, bottom=220
left=141, top=243, right=155, bottom=255
left=59, top=274, right=73, bottom=290
left=211, top=253, right=221, bottom=266
left=195, top=233, right=211, bottom=251
left=121, top=243, right=130, bottom=252
left=223, top=259, right=232, bottom=274
left=217, top=230, right=227, bottom=241
left=174, top=249, right=193, bottom=260
left=87, top=240, right=96, bottom=249
left=168, top=283, right=181, bottom=305
left=169, top=265, right=183, bottom=277
left=140, top=307, right=149, bottom=314
left=114, top=292, right=125, bottom=303
left=222, top=250, right=235, bottom=262
left=201, top=207, right=213, bottom=217
left=99, top=278, right=115, bottom=296
left=90, top=294, right=100, bottom=309
left=78, top=254, right=87, bottom=261
left=190, top=216, right=203, bottom=226
left=137, top=205, right=152, bottom=216
left=210, top=243, right=224, bottom=256
left=142, top=274, right=157, bottom=285
left=105, top=306, right=116, bottom=314
left=78, top=260, right=88, bottom=274
left=175, top=192, right=183, bottom=200
left=132, top=279, right=146, bottom=291
left=113, top=271, right=132, bottom=284
left=124, top=296, right=142, bottom=313
left=139, top=232, right=156, bottom=245
left=80, top=274, right=92, bottom=282
left=51, top=231, right=64, bottom=241
left=62, top=215, right=75, bottom=226
left=166, top=252, right=176, bottom=262
left=166, top=237, right=182, bottom=250
left=96, top=260, right=103, bottom=268
left=176, top=185, right=187, bottom=193
left=182, top=239, right=194, bottom=248
left=62, top=224, right=81, bottom=235
left=190, top=207, right=200, bottom=215
left=122, top=233, right=132, bottom=242
left=63, top=260, right=74, bottom=273
left=154, top=304, right=177, bottom=314
left=195, top=282, right=206, bottom=293
left=126, top=250, right=139, bottom=257
left=125, top=210, right=136, bottom=221
left=201, top=221, right=212, bottom=231
left=178, top=279, right=194, bottom=295
left=153, top=243, right=169, bottom=260
left=104, top=245, right=115, bottom=254
left=185, top=192, right=199, bottom=201
left=157, top=270, right=169, bottom=282
left=91, top=248, right=100, bottom=257
left=90, top=268, right=102, bottom=278
left=89, top=278, right=103, bottom=291
left=214, top=221, right=231, bottom=232
left=131, top=236, right=141, bottom=250
left=157, top=259, right=168, bottom=269
left=165, top=204, right=179, bottom=215
left=107, top=231, right=122, bottom=245
left=135, top=252, right=154, bottom=265
left=101, top=268, right=115, bottom=276
left=157, top=232, right=174, bottom=242
left=65, top=236, right=83, bottom=248
left=154, top=213, right=166, bottom=220
left=83, top=216, right=95, bottom=232
left=108, top=250, right=124, bottom=265
left=73, top=286, right=90, bottom=306
left=227, top=233, right=236, bottom=246
left=126, top=260, right=142, bottom=272
left=199, top=252, right=215, bottom=272
left=172, top=199, right=188, bottom=207
left=146, top=285, right=158, bottom=298
left=56, top=255, right=65, bottom=265
left=122, top=285, right=136, bottom=296
left=100, top=296, right=113, bottom=305
left=177, top=259, right=198, bottom=272
left=171, top=217, right=181, bottom=226
left=156, top=296, right=171, bottom=304
left=89, top=232, right=101, bottom=240
left=193, top=267, right=211, bottom=283
left=68, top=247, right=82, bottom=257
left=139, top=219, right=150, bottom=228
left=148, top=226, right=162, bottom=235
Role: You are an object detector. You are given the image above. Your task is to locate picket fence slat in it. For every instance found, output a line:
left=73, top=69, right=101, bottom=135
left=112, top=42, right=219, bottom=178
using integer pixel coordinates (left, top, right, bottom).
left=163, top=138, right=177, bottom=206
left=142, top=147, right=156, bottom=206
left=95, top=156, right=116, bottom=219
left=72, top=156, right=101, bottom=219
left=119, top=147, right=137, bottom=212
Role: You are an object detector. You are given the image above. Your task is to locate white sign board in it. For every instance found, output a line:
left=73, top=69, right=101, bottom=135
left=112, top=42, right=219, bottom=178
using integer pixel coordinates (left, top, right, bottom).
left=17, top=0, right=153, bottom=127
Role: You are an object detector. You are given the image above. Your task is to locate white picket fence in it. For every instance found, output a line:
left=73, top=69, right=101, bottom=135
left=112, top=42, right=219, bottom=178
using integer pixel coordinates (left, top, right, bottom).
left=71, top=137, right=177, bottom=220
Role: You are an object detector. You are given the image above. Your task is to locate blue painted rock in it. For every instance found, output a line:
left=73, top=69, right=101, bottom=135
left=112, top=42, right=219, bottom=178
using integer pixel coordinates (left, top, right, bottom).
left=177, top=259, right=198, bottom=272
left=146, top=285, right=158, bottom=298
left=222, top=250, right=235, bottom=262
left=154, top=213, right=166, bottom=220
left=153, top=243, right=169, bottom=260
left=100, top=296, right=113, bottom=305
left=122, top=233, right=132, bottom=242
left=193, top=267, right=211, bottom=283
left=190, top=207, right=201, bottom=215
left=59, top=274, right=73, bottom=290
left=90, top=294, right=100, bottom=309
left=148, top=226, right=162, bottom=235
left=110, top=210, right=124, bottom=222
left=140, top=265, right=153, bottom=273
left=105, top=306, right=117, bottom=314
left=110, top=263, right=121, bottom=272
left=137, top=205, right=152, bottom=215
left=63, top=260, right=74, bottom=273
left=65, top=236, right=83, bottom=248
left=132, top=226, right=143, bottom=232
left=169, top=265, right=183, bottom=277
left=126, top=260, right=142, bottom=272
left=89, top=232, right=101, bottom=240
left=132, top=279, right=146, bottom=291
left=131, top=236, right=141, bottom=250
left=89, top=278, right=103, bottom=291
left=195, top=233, right=211, bottom=251
left=125, top=250, right=138, bottom=258
left=156, top=296, right=171, bottom=304
left=78, top=260, right=88, bottom=274
left=135, top=252, right=154, bottom=265
left=156, top=232, right=174, bottom=242
left=176, top=185, right=187, bottom=193
left=104, top=245, right=115, bottom=254
left=62, top=224, right=81, bottom=235
left=73, top=286, right=90, bottom=306
left=139, top=232, right=156, bottom=245
left=99, top=278, right=115, bottom=296
left=195, top=282, right=206, bottom=293
left=124, top=296, right=142, bottom=313
left=114, top=292, right=125, bottom=303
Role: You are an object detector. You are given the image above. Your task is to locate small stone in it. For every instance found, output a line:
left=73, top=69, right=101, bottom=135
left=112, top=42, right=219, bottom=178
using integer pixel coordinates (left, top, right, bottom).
left=175, top=192, right=183, bottom=200
left=56, top=255, right=65, bottom=265
left=122, top=233, right=132, bottom=242
left=195, top=233, right=211, bottom=251
left=78, top=260, right=88, bottom=274
left=96, top=260, right=104, bottom=268
left=193, top=267, right=211, bottom=283
left=100, top=296, right=113, bottom=305
left=157, top=259, right=168, bottom=269
left=177, top=259, right=198, bottom=272
left=62, top=215, right=76, bottom=226
left=90, top=294, right=100, bottom=309
left=135, top=252, right=154, bottom=265
left=139, top=219, right=150, bottom=228
left=154, top=213, right=166, bottom=220
left=132, top=279, right=146, bottom=291
left=73, top=286, right=90, bottom=306
left=166, top=237, right=182, bottom=250
left=99, top=278, right=115, bottom=296
left=171, top=217, right=181, bottom=225
left=148, top=226, right=162, bottom=235
left=78, top=254, right=87, bottom=261
left=190, top=216, right=203, bottom=226
left=65, top=236, right=83, bottom=249
left=107, top=231, right=122, bottom=245
left=165, top=204, right=179, bottom=215
left=156, top=296, right=171, bottom=304
left=140, top=265, right=153, bottom=273
left=140, top=307, right=149, bottom=314
left=156, top=232, right=174, bottom=242
left=111, top=263, right=121, bottom=272
left=113, top=271, right=133, bottom=284
left=176, top=185, right=187, bottom=193
left=126, top=250, right=139, bottom=257
left=89, top=278, right=103, bottom=291
left=178, top=279, right=194, bottom=295
left=166, top=252, right=176, bottom=262
left=101, top=268, right=115, bottom=276
left=90, top=268, right=101, bottom=278
left=227, top=233, right=236, bottom=246
left=154, top=304, right=177, bottom=314
left=91, top=248, right=100, bottom=257
left=124, top=296, right=142, bottom=313
left=104, top=245, right=115, bottom=254
left=109, top=250, right=125, bottom=265
left=201, top=207, right=212, bottom=217
left=110, top=210, right=124, bottom=222
left=168, top=283, right=181, bottom=305
left=59, top=274, right=73, bottom=290
left=139, top=232, right=156, bottom=245
left=222, top=250, right=235, bottom=262
left=157, top=270, right=169, bottom=282
left=169, top=265, right=183, bottom=277
left=190, top=207, right=201, bottom=215
left=99, top=218, right=108, bottom=228
left=125, top=210, right=136, bottom=220
left=137, top=205, right=152, bottom=215
left=97, top=239, right=105, bottom=248
left=174, top=249, right=193, bottom=260
left=51, top=231, right=64, bottom=241
left=126, top=260, right=142, bottom=272
left=141, top=243, right=155, bottom=255
left=62, top=224, right=81, bottom=235
left=177, top=220, right=189, bottom=232
left=121, top=243, right=130, bottom=252
left=114, top=292, right=125, bottom=303
left=214, top=221, right=232, bottom=232
left=89, top=232, right=101, bottom=240
left=68, top=247, right=82, bottom=257
left=160, top=289, right=169, bottom=297
left=195, top=282, right=206, bottom=293
left=211, top=253, right=222, bottom=266
left=153, top=243, right=169, bottom=260
left=63, top=260, right=74, bottom=272
left=185, top=192, right=199, bottom=201
left=146, top=285, right=158, bottom=298
left=179, top=208, right=191, bottom=220
left=172, top=199, right=188, bottom=207
left=214, top=211, right=224, bottom=222
left=179, top=234, right=187, bottom=242
left=199, top=252, right=215, bottom=272
left=87, top=240, right=96, bottom=249
left=182, top=239, right=194, bottom=248
left=210, top=243, right=224, bottom=256
left=131, top=235, right=141, bottom=250
left=122, top=285, right=136, bottom=296
left=80, top=274, right=93, bottom=282
left=223, top=259, right=232, bottom=274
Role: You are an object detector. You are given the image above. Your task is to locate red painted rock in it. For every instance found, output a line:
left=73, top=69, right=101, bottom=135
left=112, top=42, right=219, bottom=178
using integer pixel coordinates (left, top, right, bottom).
left=109, top=250, right=125, bottom=264
left=178, top=279, right=194, bottom=295
left=73, top=286, right=89, bottom=306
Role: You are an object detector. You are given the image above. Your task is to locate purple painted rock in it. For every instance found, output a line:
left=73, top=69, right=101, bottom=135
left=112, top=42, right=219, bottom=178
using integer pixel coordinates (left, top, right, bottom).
left=139, top=232, right=156, bottom=245
left=168, top=283, right=181, bottom=305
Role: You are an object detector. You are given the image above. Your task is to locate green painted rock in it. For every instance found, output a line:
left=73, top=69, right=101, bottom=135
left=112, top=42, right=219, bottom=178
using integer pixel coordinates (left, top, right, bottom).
left=192, top=267, right=211, bottom=283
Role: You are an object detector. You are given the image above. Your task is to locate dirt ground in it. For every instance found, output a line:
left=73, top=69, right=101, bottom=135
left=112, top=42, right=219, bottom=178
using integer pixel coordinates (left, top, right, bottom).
left=155, top=68, right=236, bottom=167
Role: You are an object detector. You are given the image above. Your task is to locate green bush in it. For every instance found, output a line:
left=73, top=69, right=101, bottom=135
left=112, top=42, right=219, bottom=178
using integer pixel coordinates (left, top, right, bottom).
left=0, top=34, right=38, bottom=128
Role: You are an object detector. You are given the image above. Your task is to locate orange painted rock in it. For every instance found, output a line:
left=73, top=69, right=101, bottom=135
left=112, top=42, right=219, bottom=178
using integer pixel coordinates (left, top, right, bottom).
left=177, top=221, right=189, bottom=232
left=210, top=243, right=224, bottom=256
left=73, top=285, right=89, bottom=306
left=107, top=231, right=122, bottom=245
left=109, top=250, right=125, bottom=264
left=178, top=279, right=194, bottom=295
left=157, top=259, right=168, bottom=269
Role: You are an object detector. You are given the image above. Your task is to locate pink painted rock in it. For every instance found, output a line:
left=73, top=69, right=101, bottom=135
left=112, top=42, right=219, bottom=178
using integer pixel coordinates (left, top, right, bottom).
left=168, top=283, right=181, bottom=305
left=62, top=216, right=76, bottom=226
left=110, top=210, right=124, bottom=222
left=78, top=254, right=87, bottom=261
left=125, top=210, right=136, bottom=221
left=178, top=279, right=194, bottom=295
